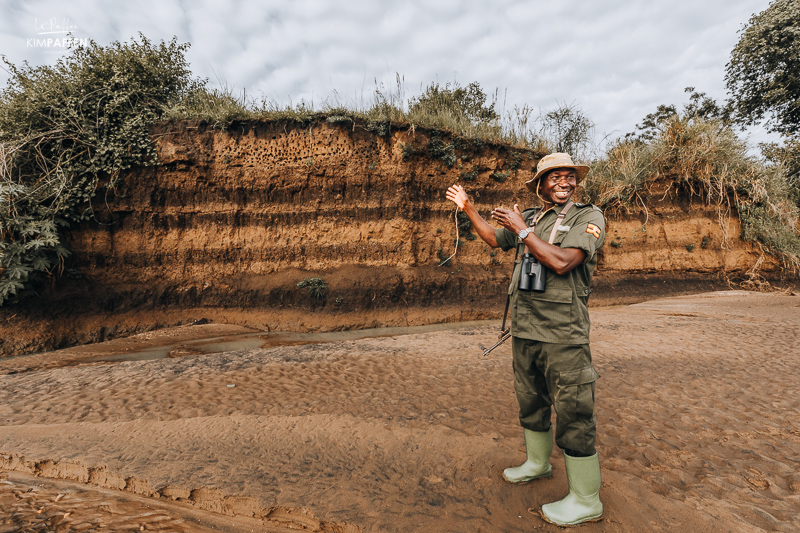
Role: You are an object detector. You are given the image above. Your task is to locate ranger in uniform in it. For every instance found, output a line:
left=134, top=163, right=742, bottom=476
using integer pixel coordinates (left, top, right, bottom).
left=446, top=152, right=606, bottom=526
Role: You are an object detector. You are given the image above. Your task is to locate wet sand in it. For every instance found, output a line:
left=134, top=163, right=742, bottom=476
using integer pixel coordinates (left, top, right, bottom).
left=1, top=291, right=799, bottom=532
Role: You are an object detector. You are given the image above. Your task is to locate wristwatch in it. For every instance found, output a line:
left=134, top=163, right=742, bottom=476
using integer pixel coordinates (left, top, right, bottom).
left=518, top=227, right=531, bottom=240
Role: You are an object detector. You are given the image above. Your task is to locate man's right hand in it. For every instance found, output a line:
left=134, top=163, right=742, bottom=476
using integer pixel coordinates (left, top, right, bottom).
left=446, top=185, right=469, bottom=209
left=445, top=184, right=499, bottom=248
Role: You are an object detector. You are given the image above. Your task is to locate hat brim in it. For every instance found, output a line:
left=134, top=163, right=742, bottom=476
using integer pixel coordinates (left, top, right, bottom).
left=525, top=165, right=589, bottom=191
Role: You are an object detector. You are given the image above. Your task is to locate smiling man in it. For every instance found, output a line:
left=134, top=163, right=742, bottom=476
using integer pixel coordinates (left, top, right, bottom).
left=446, top=152, right=606, bottom=526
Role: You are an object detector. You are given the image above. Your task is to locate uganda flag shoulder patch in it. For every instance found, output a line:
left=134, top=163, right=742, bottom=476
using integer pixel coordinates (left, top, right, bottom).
left=586, top=223, right=601, bottom=238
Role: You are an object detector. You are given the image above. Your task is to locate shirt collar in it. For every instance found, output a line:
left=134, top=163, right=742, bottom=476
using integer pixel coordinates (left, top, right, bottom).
left=527, top=201, right=573, bottom=226
left=553, top=201, right=573, bottom=215
left=538, top=202, right=568, bottom=217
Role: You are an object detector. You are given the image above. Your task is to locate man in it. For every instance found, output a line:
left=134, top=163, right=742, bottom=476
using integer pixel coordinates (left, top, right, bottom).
left=445, top=152, right=605, bottom=526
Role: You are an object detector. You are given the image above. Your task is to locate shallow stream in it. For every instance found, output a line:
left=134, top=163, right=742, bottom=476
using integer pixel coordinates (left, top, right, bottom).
left=87, top=320, right=497, bottom=363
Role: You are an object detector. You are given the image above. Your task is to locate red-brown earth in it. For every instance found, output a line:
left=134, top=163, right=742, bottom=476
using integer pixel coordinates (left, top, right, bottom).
left=0, top=119, right=789, bottom=357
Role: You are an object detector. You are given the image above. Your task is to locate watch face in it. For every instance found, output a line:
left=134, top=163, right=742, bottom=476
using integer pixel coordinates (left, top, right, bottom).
left=518, top=229, right=528, bottom=239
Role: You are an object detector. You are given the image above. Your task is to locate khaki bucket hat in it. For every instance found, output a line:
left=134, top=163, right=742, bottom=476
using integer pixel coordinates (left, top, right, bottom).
left=525, top=152, right=589, bottom=191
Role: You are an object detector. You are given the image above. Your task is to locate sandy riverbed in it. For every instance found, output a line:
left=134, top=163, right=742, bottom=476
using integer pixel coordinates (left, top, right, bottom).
left=1, top=291, right=799, bottom=532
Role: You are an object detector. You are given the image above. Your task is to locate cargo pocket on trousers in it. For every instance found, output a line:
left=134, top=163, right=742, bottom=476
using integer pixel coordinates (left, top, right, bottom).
left=557, top=367, right=600, bottom=419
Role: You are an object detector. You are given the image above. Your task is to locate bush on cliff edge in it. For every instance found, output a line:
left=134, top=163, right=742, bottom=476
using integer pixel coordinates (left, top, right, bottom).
left=585, top=114, right=800, bottom=269
left=0, top=35, right=199, bottom=305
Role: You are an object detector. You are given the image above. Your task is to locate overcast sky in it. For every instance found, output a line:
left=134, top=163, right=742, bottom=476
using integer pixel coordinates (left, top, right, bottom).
left=0, top=0, right=776, bottom=149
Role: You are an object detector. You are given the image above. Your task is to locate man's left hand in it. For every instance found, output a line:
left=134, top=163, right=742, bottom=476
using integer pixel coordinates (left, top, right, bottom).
left=491, top=204, right=527, bottom=234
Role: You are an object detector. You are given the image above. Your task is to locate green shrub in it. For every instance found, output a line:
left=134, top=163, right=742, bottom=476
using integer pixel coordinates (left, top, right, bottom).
left=739, top=204, right=800, bottom=259
left=326, top=114, right=353, bottom=125
left=490, top=171, right=511, bottom=182
left=586, top=114, right=800, bottom=268
left=365, top=120, right=391, bottom=137
left=0, top=35, right=200, bottom=305
left=509, top=152, right=525, bottom=171
left=457, top=211, right=473, bottom=231
left=297, top=277, right=328, bottom=300
left=401, top=143, right=418, bottom=161
left=460, top=169, right=479, bottom=182
left=428, top=135, right=457, bottom=168
left=586, top=117, right=756, bottom=208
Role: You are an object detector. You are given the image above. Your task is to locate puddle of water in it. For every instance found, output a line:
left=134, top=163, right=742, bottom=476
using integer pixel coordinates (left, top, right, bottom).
left=87, top=320, right=497, bottom=363
left=94, top=346, right=175, bottom=362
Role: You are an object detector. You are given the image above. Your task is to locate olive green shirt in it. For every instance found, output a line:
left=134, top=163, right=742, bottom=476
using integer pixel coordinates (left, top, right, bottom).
left=495, top=202, right=606, bottom=344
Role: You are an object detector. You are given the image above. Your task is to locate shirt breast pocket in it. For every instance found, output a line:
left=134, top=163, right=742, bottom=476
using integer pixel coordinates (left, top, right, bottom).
left=550, top=230, right=568, bottom=246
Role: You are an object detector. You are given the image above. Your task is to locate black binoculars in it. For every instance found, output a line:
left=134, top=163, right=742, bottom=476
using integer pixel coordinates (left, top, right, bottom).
left=518, top=253, right=546, bottom=292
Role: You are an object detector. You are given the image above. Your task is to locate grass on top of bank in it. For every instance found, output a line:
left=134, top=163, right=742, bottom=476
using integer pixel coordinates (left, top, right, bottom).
left=162, top=75, right=564, bottom=157
left=584, top=115, right=800, bottom=270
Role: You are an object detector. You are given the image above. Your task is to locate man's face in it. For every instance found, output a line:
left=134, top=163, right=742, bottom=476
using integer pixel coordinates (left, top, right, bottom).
left=540, top=168, right=577, bottom=205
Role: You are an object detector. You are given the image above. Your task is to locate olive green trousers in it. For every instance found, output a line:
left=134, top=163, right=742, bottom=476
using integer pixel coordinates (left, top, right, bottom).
left=512, top=337, right=600, bottom=456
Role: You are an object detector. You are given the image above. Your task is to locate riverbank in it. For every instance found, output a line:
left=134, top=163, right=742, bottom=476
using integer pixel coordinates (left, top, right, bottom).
left=2, top=291, right=798, bottom=531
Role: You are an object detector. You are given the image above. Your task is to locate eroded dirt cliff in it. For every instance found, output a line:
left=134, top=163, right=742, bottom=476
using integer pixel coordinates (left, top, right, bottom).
left=0, top=119, right=789, bottom=356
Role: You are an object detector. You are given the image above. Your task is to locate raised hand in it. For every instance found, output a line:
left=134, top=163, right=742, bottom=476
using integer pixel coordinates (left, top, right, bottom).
left=445, top=185, right=500, bottom=248
left=446, top=185, right=469, bottom=209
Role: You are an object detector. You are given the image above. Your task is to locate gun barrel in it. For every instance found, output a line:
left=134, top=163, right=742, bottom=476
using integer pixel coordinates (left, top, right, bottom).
left=481, top=329, right=511, bottom=356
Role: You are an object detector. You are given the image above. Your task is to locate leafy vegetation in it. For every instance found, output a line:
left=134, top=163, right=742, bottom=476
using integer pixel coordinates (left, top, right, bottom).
left=297, top=277, right=328, bottom=300
left=585, top=59, right=800, bottom=267
left=539, top=104, right=595, bottom=162
left=760, top=137, right=800, bottom=186
left=456, top=211, right=473, bottom=232
left=490, top=171, right=511, bottom=182
left=409, top=81, right=499, bottom=124
left=585, top=105, right=800, bottom=268
left=427, top=134, right=457, bottom=168
left=0, top=35, right=199, bottom=305
left=403, top=80, right=502, bottom=139
left=626, top=87, right=727, bottom=142
left=163, top=75, right=576, bottom=156
left=725, top=0, right=800, bottom=135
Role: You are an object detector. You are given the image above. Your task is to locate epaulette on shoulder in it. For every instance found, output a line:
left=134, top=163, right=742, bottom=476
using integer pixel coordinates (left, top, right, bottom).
left=574, top=203, right=602, bottom=212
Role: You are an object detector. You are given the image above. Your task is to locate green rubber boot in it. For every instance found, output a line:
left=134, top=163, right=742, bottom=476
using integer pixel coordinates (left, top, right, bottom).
left=540, top=453, right=603, bottom=526
left=502, top=427, right=553, bottom=483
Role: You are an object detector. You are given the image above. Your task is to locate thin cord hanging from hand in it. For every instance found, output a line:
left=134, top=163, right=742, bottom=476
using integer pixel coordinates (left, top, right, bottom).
left=438, top=206, right=460, bottom=266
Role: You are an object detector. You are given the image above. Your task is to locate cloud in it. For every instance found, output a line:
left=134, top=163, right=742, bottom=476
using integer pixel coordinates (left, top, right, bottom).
left=0, top=0, right=776, bottom=145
